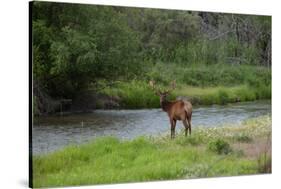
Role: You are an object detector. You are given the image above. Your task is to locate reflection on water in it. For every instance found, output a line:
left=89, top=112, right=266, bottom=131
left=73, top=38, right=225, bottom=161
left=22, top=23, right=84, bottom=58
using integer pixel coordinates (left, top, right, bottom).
left=32, top=100, right=271, bottom=154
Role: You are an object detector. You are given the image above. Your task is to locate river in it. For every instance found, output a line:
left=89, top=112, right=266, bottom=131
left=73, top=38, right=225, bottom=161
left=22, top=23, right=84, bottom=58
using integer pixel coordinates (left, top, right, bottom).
left=32, top=100, right=271, bottom=155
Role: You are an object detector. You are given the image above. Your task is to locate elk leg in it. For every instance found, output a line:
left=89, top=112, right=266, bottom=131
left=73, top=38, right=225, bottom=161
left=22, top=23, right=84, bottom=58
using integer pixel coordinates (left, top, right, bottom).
left=173, top=120, right=177, bottom=138
left=188, top=117, right=192, bottom=135
left=170, top=119, right=173, bottom=139
left=170, top=119, right=176, bottom=139
left=183, top=120, right=189, bottom=137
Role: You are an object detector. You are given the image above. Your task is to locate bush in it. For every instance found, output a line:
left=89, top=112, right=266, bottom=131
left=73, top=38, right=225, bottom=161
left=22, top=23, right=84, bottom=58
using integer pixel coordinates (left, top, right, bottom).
left=208, top=139, right=232, bottom=155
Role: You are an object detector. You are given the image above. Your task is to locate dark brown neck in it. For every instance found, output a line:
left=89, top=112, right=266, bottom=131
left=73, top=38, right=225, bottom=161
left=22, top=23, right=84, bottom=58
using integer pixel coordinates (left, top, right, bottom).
left=161, top=99, right=171, bottom=112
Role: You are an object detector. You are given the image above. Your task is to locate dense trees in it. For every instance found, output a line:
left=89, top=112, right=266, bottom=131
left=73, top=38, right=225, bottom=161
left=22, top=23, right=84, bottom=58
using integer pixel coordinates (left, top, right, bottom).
left=33, top=3, right=141, bottom=98
left=32, top=2, right=271, bottom=114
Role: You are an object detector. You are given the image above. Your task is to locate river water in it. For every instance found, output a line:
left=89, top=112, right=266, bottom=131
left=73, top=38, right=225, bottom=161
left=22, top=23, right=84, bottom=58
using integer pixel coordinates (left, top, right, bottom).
left=32, top=100, right=271, bottom=155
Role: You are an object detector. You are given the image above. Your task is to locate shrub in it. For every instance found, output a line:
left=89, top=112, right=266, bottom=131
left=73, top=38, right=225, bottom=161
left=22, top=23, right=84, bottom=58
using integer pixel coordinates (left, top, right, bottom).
left=208, top=139, right=232, bottom=155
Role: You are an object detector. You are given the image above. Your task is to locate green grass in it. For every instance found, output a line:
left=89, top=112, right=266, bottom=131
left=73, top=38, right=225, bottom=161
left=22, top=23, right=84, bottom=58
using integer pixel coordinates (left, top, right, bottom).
left=33, top=116, right=271, bottom=188
left=174, top=84, right=271, bottom=105
left=99, top=82, right=271, bottom=108
left=146, top=63, right=271, bottom=87
left=99, top=80, right=159, bottom=109
left=96, top=63, right=271, bottom=108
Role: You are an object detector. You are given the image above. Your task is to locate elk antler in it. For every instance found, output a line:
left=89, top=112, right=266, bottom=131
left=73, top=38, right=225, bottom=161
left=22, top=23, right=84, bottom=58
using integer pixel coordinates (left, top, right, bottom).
left=149, top=80, right=161, bottom=95
left=164, top=80, right=176, bottom=94
left=149, top=80, right=176, bottom=95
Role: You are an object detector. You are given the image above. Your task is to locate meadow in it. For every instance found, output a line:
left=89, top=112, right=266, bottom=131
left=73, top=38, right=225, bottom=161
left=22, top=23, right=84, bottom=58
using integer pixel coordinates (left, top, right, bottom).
left=33, top=115, right=271, bottom=187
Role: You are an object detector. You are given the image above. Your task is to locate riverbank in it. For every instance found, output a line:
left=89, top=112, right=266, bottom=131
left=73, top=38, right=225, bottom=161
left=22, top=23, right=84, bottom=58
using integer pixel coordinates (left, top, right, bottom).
left=96, top=64, right=271, bottom=109
left=33, top=64, right=271, bottom=115
left=97, top=82, right=271, bottom=109
left=32, top=115, right=271, bottom=188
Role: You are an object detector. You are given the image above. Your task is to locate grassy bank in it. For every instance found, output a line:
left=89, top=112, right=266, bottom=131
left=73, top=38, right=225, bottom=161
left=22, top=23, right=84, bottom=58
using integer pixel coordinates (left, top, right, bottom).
left=96, top=64, right=271, bottom=108
left=33, top=116, right=271, bottom=188
left=99, top=82, right=271, bottom=108
left=33, top=64, right=271, bottom=114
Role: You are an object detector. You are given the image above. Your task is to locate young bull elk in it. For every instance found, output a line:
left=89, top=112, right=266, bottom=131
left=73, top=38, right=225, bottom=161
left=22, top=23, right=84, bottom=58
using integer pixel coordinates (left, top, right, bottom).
left=149, top=80, right=192, bottom=139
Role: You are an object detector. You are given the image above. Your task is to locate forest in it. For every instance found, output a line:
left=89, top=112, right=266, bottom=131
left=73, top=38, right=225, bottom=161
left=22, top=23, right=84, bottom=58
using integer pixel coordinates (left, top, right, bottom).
left=32, top=1, right=271, bottom=115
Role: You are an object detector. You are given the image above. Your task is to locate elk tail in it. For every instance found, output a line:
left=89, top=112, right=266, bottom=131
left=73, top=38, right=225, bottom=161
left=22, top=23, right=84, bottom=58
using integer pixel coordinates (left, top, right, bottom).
left=183, top=101, right=191, bottom=121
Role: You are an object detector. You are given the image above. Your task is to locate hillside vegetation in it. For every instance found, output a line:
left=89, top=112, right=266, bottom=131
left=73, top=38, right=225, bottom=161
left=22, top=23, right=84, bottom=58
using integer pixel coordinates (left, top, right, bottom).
left=32, top=2, right=271, bottom=114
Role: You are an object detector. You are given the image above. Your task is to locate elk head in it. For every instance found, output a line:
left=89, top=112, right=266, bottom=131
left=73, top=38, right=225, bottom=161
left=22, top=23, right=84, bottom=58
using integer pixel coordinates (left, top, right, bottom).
left=149, top=80, right=176, bottom=103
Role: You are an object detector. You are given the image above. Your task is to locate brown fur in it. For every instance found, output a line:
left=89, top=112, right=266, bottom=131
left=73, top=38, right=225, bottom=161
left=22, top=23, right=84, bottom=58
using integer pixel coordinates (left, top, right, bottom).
left=160, top=94, right=192, bottom=139
left=149, top=80, right=192, bottom=138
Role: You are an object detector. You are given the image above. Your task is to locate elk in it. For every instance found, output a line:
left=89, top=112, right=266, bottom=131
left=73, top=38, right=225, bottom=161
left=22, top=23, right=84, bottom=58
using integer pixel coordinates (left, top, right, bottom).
left=149, top=80, right=192, bottom=139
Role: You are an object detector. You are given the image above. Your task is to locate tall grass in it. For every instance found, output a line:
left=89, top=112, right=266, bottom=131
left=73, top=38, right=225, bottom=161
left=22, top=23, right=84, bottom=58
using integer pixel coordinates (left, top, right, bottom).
left=100, top=80, right=160, bottom=108
left=33, top=116, right=271, bottom=187
left=146, top=63, right=271, bottom=87
left=99, top=83, right=271, bottom=108
left=97, top=63, right=271, bottom=108
left=175, top=85, right=271, bottom=105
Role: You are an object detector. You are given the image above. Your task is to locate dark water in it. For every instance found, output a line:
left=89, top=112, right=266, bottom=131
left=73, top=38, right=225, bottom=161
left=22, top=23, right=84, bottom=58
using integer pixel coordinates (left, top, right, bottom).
left=32, top=100, right=271, bottom=155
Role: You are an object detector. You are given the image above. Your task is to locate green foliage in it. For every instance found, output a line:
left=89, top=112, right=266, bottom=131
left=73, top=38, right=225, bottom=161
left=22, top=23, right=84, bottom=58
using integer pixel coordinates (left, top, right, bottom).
left=32, top=20, right=54, bottom=82
left=144, top=63, right=271, bottom=88
left=257, top=153, right=271, bottom=173
left=48, top=27, right=99, bottom=97
left=208, top=139, right=232, bottom=155
left=32, top=2, right=141, bottom=99
left=217, top=89, right=229, bottom=105
left=32, top=2, right=271, bottom=113
left=100, top=80, right=160, bottom=109
left=98, top=63, right=271, bottom=108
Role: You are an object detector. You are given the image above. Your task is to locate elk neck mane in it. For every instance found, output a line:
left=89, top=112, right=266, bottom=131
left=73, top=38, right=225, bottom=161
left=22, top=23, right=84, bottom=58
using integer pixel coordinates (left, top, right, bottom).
left=160, top=99, right=177, bottom=112
left=160, top=100, right=169, bottom=112
left=161, top=98, right=186, bottom=113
